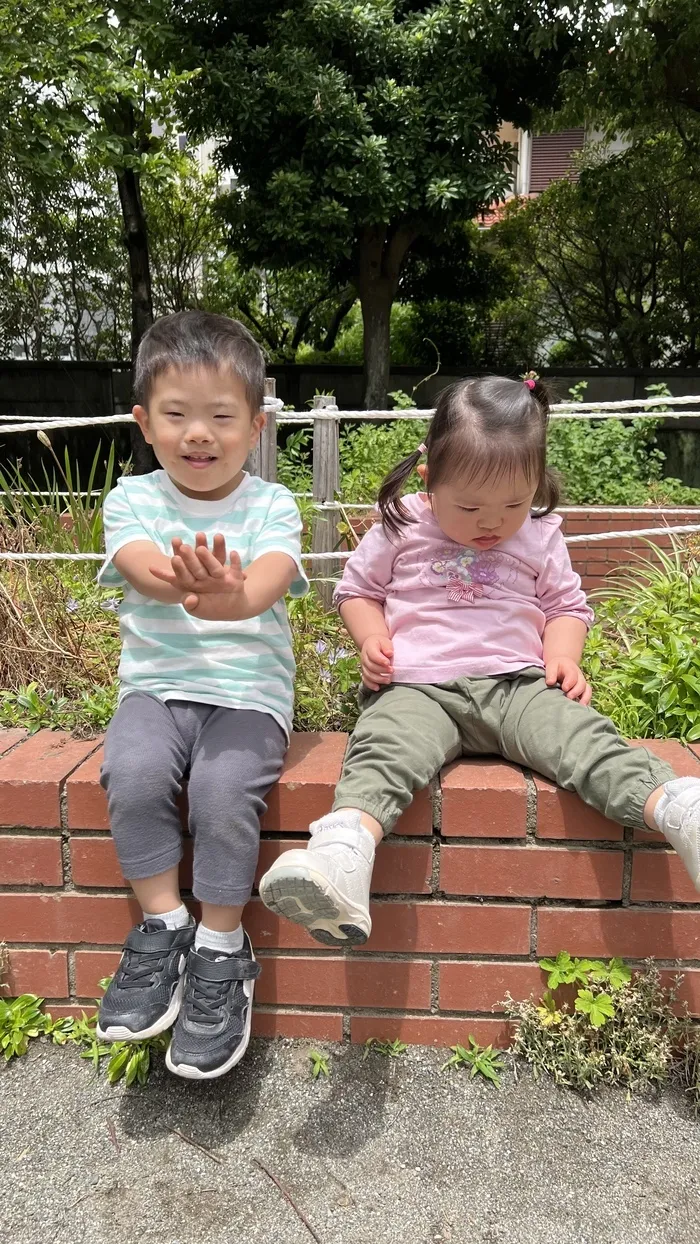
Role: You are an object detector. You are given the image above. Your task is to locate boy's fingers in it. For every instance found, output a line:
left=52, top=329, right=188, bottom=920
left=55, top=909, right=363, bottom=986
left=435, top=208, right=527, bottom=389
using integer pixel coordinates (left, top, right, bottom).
left=195, top=545, right=226, bottom=576
left=150, top=564, right=176, bottom=585
left=212, top=533, right=227, bottom=564
left=177, top=544, right=208, bottom=580
left=229, top=549, right=242, bottom=572
left=194, top=531, right=208, bottom=549
left=170, top=555, right=198, bottom=589
left=183, top=593, right=200, bottom=614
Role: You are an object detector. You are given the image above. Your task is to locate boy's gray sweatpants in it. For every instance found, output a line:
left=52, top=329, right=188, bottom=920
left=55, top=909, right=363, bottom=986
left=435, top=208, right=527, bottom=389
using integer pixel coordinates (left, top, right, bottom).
left=100, top=693, right=287, bottom=906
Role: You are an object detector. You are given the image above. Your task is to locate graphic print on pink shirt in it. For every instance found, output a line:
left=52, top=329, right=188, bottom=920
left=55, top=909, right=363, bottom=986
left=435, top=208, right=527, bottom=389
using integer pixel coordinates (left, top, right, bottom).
left=424, top=544, right=519, bottom=604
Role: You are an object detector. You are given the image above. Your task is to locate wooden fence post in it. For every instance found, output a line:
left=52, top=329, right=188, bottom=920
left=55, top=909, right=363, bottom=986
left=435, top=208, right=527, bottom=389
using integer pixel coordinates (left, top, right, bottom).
left=311, top=394, right=340, bottom=608
left=247, top=376, right=278, bottom=480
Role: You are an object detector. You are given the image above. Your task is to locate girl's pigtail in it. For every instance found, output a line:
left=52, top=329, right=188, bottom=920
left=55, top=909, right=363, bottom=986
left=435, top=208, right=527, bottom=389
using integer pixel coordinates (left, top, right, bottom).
left=526, top=374, right=560, bottom=516
left=378, top=448, right=425, bottom=540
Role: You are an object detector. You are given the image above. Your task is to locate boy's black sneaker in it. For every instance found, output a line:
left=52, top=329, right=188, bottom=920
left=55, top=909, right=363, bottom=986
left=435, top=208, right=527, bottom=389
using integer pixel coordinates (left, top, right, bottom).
left=96, top=918, right=195, bottom=1041
left=165, top=931, right=260, bottom=1080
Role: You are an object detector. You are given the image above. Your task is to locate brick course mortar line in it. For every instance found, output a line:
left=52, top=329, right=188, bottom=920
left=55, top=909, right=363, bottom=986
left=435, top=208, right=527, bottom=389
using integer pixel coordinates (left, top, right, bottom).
left=5, top=885, right=696, bottom=910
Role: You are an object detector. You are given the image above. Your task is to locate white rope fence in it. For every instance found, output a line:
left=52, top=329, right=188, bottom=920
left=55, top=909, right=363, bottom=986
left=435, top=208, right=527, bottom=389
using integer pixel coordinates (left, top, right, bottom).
left=2, top=523, right=700, bottom=564
left=1, top=394, right=699, bottom=566
left=3, top=392, right=700, bottom=436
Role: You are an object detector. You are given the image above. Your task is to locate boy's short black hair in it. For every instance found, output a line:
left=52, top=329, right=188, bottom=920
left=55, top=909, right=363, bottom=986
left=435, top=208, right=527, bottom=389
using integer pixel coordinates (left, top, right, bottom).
left=133, top=310, right=265, bottom=414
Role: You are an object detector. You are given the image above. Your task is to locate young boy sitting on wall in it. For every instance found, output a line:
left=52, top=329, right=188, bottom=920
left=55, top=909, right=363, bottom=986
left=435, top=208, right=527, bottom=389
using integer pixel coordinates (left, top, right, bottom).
left=95, top=310, right=307, bottom=1080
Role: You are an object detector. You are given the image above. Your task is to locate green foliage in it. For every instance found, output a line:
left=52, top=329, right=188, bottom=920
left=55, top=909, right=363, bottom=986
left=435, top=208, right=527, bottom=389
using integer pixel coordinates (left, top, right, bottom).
left=170, top=0, right=587, bottom=399
left=441, top=1037, right=504, bottom=1086
left=508, top=954, right=700, bottom=1106
left=0, top=438, right=117, bottom=554
left=494, top=133, right=700, bottom=368
left=583, top=536, right=700, bottom=741
left=308, top=1049, right=330, bottom=1079
left=0, top=993, right=50, bottom=1060
left=289, top=591, right=361, bottom=735
left=561, top=2, right=700, bottom=155
left=363, top=1037, right=408, bottom=1059
left=339, top=420, right=429, bottom=504
left=0, top=979, right=167, bottom=1085
left=0, top=683, right=117, bottom=736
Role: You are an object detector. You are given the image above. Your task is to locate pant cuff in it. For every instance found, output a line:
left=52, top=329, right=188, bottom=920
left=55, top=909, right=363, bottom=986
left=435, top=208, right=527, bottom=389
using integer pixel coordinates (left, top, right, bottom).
left=332, top=798, right=401, bottom=837
left=192, top=880, right=254, bottom=907
left=118, top=845, right=183, bottom=881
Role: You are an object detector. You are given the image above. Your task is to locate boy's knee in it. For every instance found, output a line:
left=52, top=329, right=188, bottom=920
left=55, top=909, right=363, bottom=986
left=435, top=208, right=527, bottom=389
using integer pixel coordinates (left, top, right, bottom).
left=101, top=750, right=181, bottom=812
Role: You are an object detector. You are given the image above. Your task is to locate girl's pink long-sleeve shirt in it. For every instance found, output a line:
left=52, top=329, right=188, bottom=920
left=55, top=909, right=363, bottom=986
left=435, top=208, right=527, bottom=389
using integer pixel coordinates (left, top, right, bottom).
left=334, top=494, right=594, bottom=684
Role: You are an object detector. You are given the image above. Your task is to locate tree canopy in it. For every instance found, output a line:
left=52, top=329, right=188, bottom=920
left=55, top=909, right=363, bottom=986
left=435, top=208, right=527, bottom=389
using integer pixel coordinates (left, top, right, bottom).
left=168, top=0, right=591, bottom=405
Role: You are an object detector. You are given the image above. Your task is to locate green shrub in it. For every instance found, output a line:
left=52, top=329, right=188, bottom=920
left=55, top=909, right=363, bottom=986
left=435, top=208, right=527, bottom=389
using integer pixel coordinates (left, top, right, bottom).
left=583, top=536, right=700, bottom=741
left=506, top=952, right=700, bottom=1110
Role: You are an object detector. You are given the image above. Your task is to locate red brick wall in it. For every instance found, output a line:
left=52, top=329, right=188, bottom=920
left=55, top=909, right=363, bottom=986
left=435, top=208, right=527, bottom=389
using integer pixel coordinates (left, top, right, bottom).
left=2, top=728, right=700, bottom=1047
left=560, top=507, right=700, bottom=593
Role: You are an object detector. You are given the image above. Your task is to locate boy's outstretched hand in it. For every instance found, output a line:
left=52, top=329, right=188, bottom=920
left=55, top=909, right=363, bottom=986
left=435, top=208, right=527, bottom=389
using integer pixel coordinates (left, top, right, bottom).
left=151, top=532, right=247, bottom=619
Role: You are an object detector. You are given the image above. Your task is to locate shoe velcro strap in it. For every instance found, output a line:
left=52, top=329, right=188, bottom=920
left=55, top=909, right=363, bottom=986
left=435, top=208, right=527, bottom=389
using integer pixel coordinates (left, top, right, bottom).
left=190, top=955, right=261, bottom=983
left=124, top=927, right=192, bottom=954
left=310, top=825, right=376, bottom=863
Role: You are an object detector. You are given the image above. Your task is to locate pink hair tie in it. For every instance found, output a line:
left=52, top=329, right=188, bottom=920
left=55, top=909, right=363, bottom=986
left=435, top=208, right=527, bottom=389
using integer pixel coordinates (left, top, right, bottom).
left=524, top=378, right=536, bottom=390
left=418, top=442, right=427, bottom=455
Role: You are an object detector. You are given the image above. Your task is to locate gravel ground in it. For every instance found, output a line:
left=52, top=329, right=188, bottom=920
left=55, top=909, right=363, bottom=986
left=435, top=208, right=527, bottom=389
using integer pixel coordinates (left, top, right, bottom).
left=2, top=1040, right=700, bottom=1244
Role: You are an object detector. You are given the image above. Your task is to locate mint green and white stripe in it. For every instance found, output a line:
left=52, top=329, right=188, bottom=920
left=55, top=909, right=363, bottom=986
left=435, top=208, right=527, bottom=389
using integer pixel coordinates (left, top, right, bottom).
left=99, top=470, right=308, bottom=737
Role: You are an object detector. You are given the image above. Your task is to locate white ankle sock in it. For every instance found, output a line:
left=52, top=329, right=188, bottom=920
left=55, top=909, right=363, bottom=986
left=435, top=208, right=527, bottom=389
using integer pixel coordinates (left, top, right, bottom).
left=195, top=923, right=245, bottom=956
left=142, top=903, right=190, bottom=930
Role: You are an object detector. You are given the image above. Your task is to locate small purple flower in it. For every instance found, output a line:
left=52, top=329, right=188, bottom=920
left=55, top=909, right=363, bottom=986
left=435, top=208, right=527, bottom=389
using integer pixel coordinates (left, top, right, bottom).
left=100, top=597, right=121, bottom=614
left=328, top=647, right=351, bottom=665
left=66, top=599, right=80, bottom=614
left=314, top=639, right=328, bottom=655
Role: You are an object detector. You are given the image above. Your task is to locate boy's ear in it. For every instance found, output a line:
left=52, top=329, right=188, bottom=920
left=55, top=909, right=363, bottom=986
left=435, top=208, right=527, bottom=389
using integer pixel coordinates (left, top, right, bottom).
left=250, top=409, right=266, bottom=447
left=416, top=463, right=428, bottom=484
left=132, top=405, right=152, bottom=444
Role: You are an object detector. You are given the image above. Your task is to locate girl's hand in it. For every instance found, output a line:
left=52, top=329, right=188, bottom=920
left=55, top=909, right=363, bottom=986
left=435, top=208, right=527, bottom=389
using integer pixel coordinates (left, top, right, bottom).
left=361, top=634, right=394, bottom=691
left=545, top=657, right=592, bottom=706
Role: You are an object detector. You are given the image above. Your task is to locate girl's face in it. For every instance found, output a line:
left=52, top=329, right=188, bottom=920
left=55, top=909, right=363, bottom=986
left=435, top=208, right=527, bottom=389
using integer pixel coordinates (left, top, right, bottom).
left=419, top=465, right=537, bottom=549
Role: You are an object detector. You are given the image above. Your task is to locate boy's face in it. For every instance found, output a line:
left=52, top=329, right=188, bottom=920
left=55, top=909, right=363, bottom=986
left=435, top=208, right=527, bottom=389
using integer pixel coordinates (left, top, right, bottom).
left=133, top=365, right=264, bottom=500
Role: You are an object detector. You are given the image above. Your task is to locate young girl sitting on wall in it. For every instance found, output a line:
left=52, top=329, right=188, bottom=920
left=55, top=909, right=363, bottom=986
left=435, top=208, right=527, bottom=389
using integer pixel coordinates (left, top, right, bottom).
left=260, top=375, right=700, bottom=944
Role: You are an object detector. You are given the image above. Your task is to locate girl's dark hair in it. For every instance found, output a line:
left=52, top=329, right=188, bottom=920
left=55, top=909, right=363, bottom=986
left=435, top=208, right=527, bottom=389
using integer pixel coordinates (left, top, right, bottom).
left=133, top=310, right=265, bottom=414
left=378, top=375, right=560, bottom=538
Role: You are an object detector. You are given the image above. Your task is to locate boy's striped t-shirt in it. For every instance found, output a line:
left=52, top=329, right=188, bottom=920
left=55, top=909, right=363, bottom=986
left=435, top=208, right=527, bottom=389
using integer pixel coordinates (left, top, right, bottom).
left=99, top=470, right=308, bottom=737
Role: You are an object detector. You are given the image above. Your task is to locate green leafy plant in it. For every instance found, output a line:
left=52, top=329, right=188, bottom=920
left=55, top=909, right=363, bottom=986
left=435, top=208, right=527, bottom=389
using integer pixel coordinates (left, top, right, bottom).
left=308, top=1049, right=330, bottom=1079
left=363, top=1037, right=408, bottom=1059
left=507, top=954, right=700, bottom=1105
left=583, top=535, right=700, bottom=741
left=0, top=439, right=117, bottom=555
left=0, top=993, right=50, bottom=1060
left=441, top=1037, right=504, bottom=1086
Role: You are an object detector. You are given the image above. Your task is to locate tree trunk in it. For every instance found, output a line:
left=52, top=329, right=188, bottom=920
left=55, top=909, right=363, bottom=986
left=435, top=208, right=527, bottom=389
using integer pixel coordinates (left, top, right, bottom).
left=356, top=224, right=419, bottom=409
left=116, top=162, right=155, bottom=473
left=358, top=278, right=394, bottom=409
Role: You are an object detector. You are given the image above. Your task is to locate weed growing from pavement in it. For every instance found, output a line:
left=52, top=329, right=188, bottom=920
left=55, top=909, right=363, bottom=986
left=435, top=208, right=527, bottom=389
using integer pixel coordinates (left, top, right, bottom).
left=1, top=979, right=169, bottom=1085
left=506, top=954, right=700, bottom=1109
left=441, top=1038, right=504, bottom=1085
left=0, top=942, right=8, bottom=991
left=363, top=1037, right=408, bottom=1059
left=308, top=1049, right=330, bottom=1078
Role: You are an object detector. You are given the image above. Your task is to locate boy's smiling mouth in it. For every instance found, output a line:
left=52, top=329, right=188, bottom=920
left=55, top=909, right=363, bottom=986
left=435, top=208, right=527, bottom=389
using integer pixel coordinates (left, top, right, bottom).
left=182, top=453, right=218, bottom=468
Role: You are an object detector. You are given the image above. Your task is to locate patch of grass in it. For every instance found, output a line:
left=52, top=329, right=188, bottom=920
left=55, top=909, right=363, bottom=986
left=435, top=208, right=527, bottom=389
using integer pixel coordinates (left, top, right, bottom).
left=441, top=1037, right=504, bottom=1086
left=308, top=1048, right=330, bottom=1078
left=506, top=952, right=700, bottom=1109
left=363, top=1037, right=408, bottom=1059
